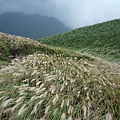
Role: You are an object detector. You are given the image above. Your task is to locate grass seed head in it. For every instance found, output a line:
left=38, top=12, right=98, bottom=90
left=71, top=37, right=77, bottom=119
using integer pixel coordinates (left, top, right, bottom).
left=53, top=94, right=59, bottom=105
left=11, top=102, right=22, bottom=112
left=66, top=99, right=70, bottom=107
left=105, top=112, right=112, bottom=120
left=68, top=106, right=73, bottom=114
left=39, top=83, right=44, bottom=89
left=1, top=98, right=14, bottom=108
left=16, top=96, right=25, bottom=103
left=53, top=108, right=58, bottom=115
left=60, top=100, right=65, bottom=108
left=36, top=81, right=42, bottom=86
left=45, top=105, right=51, bottom=114
left=82, top=105, right=87, bottom=117
left=60, top=84, right=65, bottom=92
left=68, top=116, right=73, bottom=120
left=3, top=107, right=12, bottom=114
left=61, top=113, right=66, bottom=120
left=18, top=104, right=27, bottom=116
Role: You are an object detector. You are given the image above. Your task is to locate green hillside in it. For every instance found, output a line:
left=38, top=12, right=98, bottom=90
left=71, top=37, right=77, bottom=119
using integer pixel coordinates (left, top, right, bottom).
left=38, top=19, right=120, bottom=62
left=0, top=32, right=92, bottom=68
left=0, top=32, right=120, bottom=120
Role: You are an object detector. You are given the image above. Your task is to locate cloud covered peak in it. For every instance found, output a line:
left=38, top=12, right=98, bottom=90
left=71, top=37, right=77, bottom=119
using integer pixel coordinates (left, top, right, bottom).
left=0, top=0, right=120, bottom=28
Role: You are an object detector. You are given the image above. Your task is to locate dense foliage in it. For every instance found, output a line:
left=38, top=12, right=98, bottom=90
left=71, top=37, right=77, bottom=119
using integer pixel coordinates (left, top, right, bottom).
left=0, top=41, right=9, bottom=57
left=39, top=19, right=120, bottom=62
left=0, top=40, right=10, bottom=65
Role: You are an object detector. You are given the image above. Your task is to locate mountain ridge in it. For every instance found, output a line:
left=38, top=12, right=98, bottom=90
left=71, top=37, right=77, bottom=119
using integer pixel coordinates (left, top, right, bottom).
left=0, top=12, right=70, bottom=39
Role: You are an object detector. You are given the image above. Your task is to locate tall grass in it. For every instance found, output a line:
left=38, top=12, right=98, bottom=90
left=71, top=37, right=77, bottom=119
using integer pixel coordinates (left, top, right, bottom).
left=0, top=32, right=120, bottom=119
left=0, top=53, right=120, bottom=120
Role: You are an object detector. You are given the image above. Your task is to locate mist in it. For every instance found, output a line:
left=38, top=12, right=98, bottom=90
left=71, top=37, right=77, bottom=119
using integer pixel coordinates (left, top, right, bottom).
left=0, top=0, right=120, bottom=28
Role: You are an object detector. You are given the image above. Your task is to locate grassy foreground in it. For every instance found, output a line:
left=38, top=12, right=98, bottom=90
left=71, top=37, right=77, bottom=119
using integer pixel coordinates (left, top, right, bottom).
left=0, top=54, right=120, bottom=120
left=0, top=32, right=120, bottom=119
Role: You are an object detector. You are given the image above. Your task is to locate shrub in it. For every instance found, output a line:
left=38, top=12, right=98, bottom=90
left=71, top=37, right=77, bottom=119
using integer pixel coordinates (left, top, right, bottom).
left=0, top=42, right=10, bottom=58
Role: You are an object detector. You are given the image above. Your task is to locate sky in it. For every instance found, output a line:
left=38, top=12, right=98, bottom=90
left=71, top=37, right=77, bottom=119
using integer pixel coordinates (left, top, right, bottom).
left=0, top=0, right=120, bottom=29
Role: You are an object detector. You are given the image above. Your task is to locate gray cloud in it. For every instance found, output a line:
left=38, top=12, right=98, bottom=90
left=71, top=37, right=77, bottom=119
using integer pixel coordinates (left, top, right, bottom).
left=0, top=0, right=120, bottom=28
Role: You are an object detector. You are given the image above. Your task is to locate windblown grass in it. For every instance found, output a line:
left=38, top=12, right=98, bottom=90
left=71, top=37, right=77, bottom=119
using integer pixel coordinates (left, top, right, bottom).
left=0, top=53, right=120, bottom=120
left=0, top=32, right=120, bottom=119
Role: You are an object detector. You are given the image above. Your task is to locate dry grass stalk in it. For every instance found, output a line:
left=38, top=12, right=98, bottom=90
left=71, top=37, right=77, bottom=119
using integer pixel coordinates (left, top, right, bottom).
left=53, top=108, right=58, bottom=115
left=68, top=106, right=73, bottom=114
left=11, top=102, right=22, bottom=112
left=68, top=116, right=73, bottom=120
left=18, top=104, right=27, bottom=116
left=1, top=98, right=14, bottom=108
left=82, top=105, right=87, bottom=117
left=16, top=96, right=25, bottom=103
left=61, top=113, right=66, bottom=120
left=45, top=105, right=51, bottom=114
left=53, top=94, right=59, bottom=105
left=105, top=112, right=112, bottom=120
left=60, top=100, right=65, bottom=108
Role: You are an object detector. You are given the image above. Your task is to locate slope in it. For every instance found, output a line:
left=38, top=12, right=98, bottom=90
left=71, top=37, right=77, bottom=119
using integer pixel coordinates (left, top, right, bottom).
left=0, top=32, right=93, bottom=68
left=38, top=19, right=120, bottom=62
left=0, top=33, right=120, bottom=120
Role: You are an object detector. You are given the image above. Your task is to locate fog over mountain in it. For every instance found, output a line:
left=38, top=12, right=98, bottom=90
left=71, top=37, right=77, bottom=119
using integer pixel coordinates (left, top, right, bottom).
left=0, top=0, right=120, bottom=28
left=0, top=12, right=70, bottom=39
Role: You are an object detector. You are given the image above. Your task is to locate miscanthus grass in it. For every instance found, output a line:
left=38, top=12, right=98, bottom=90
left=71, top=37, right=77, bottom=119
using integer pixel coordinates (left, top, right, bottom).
left=0, top=53, right=120, bottom=120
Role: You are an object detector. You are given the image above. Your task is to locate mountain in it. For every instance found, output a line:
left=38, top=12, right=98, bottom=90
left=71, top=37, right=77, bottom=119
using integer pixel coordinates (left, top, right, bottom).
left=0, top=32, right=120, bottom=120
left=0, top=12, right=70, bottom=39
left=38, top=19, right=120, bottom=62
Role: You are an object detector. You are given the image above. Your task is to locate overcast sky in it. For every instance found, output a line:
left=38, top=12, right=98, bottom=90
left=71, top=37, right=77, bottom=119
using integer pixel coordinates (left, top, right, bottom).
left=0, top=0, right=120, bottom=28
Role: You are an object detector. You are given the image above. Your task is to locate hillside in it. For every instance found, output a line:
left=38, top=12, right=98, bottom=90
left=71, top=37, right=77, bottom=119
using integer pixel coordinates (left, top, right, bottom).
left=0, top=12, right=70, bottom=39
left=0, top=32, right=120, bottom=120
left=39, top=19, right=120, bottom=62
left=0, top=32, right=92, bottom=62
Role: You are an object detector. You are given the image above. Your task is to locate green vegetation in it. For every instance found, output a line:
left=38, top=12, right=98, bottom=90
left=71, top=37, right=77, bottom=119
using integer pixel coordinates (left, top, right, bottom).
left=38, top=19, right=120, bottom=62
left=0, top=31, right=93, bottom=71
left=0, top=32, right=93, bottom=60
left=0, top=42, right=9, bottom=55
left=0, top=53, right=120, bottom=120
left=0, top=18, right=120, bottom=120
left=0, top=40, right=10, bottom=68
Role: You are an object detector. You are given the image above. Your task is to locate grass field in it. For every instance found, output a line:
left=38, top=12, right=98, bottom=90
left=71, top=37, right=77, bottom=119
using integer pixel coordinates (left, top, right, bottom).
left=0, top=18, right=120, bottom=120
